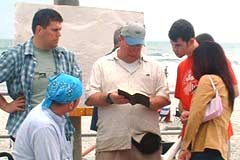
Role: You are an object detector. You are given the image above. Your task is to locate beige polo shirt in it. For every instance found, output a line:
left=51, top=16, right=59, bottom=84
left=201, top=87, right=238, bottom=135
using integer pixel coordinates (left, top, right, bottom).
left=85, top=51, right=170, bottom=152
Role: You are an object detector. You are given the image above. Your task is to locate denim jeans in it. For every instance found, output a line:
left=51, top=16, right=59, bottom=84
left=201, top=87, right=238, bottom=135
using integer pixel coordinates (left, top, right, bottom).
left=191, top=149, right=223, bottom=160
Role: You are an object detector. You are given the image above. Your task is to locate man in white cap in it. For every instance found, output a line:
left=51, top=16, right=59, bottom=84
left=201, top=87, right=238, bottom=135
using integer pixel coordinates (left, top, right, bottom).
left=13, top=73, right=83, bottom=160
left=85, top=22, right=170, bottom=160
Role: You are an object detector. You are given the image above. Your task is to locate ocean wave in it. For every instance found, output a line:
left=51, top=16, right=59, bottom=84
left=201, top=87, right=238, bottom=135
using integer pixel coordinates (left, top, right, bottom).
left=152, top=57, right=181, bottom=63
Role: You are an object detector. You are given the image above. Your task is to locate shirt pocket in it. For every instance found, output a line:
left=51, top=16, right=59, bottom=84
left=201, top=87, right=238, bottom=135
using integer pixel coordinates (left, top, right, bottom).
left=133, top=72, right=155, bottom=96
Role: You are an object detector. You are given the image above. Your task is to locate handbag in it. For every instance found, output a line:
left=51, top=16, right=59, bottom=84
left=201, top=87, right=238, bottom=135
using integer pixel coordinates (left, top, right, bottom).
left=203, top=75, right=224, bottom=122
left=132, top=132, right=162, bottom=154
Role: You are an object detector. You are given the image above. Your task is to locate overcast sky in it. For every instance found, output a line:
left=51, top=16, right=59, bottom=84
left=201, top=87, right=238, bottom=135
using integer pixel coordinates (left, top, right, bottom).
left=1, top=0, right=240, bottom=43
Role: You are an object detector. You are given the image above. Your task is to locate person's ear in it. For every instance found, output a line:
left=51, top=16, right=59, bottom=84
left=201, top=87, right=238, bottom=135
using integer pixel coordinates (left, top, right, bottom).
left=35, top=25, right=43, bottom=35
left=118, top=35, right=124, bottom=42
left=68, top=102, right=74, bottom=110
left=189, top=38, right=195, bottom=45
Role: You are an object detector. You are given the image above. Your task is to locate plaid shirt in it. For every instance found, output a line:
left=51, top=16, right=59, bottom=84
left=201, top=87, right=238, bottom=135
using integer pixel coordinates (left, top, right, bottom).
left=0, top=38, right=82, bottom=138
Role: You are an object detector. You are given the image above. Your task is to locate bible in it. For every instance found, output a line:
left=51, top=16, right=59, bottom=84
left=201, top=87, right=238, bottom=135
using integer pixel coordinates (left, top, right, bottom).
left=118, top=89, right=150, bottom=108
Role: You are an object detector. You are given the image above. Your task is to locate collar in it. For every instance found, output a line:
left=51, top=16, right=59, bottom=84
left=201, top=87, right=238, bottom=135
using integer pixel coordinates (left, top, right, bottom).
left=46, top=108, right=66, bottom=126
left=23, top=37, right=34, bottom=56
left=24, top=37, right=63, bottom=56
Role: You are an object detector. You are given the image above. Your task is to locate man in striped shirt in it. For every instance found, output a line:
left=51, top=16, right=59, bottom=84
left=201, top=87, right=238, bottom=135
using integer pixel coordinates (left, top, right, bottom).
left=0, top=8, right=81, bottom=141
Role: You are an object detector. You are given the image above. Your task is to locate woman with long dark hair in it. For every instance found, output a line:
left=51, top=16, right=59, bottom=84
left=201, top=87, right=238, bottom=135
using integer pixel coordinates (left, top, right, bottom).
left=179, top=41, right=234, bottom=160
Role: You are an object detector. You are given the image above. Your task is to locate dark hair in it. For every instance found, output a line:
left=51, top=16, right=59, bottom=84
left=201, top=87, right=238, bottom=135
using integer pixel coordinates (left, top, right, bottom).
left=168, top=19, right=195, bottom=42
left=196, top=33, right=214, bottom=44
left=32, top=8, right=63, bottom=34
left=192, top=42, right=235, bottom=107
left=105, top=27, right=122, bottom=55
left=113, top=27, right=122, bottom=48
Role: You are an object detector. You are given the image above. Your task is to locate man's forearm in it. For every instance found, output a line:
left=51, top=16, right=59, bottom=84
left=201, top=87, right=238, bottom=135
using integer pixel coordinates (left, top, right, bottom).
left=149, top=96, right=171, bottom=111
left=85, top=92, right=109, bottom=107
left=0, top=94, right=8, bottom=111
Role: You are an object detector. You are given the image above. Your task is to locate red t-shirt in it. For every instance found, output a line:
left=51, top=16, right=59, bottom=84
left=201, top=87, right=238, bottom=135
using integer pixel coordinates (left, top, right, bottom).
left=175, top=56, right=198, bottom=111
left=226, top=59, right=237, bottom=138
left=175, top=56, right=237, bottom=138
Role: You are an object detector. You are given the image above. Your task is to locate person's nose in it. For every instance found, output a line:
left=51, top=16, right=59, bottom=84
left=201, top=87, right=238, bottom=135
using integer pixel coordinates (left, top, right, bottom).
left=57, top=31, right=61, bottom=37
left=172, top=48, right=176, bottom=53
left=172, top=46, right=178, bottom=53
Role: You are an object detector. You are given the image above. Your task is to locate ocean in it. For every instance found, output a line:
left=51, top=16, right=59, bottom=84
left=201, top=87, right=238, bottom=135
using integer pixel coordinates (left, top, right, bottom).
left=1, top=39, right=240, bottom=91
left=146, top=41, right=240, bottom=91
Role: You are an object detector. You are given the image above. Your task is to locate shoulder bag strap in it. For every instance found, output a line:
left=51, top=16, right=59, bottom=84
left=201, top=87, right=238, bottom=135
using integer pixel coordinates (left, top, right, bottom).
left=208, top=75, right=219, bottom=96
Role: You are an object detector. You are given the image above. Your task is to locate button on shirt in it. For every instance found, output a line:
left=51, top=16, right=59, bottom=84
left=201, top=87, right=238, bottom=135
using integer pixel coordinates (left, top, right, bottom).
left=0, top=37, right=82, bottom=138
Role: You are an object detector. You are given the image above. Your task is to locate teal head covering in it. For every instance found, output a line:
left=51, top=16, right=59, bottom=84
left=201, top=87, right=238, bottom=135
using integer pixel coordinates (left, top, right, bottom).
left=42, top=73, right=83, bottom=109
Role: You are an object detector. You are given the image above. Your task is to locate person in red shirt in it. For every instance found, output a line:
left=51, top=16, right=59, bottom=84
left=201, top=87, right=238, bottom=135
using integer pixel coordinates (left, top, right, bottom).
left=168, top=19, right=238, bottom=138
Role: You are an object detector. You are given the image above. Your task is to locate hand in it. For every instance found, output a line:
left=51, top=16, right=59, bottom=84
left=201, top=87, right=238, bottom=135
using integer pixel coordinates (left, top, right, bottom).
left=180, top=111, right=189, bottom=124
left=110, top=91, right=129, bottom=104
left=178, top=150, right=191, bottom=160
left=2, top=96, right=25, bottom=113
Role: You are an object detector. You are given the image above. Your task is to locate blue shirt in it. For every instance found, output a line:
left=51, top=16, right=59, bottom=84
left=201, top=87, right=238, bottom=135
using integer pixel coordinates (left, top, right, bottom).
left=13, top=103, right=72, bottom=160
left=0, top=37, right=82, bottom=138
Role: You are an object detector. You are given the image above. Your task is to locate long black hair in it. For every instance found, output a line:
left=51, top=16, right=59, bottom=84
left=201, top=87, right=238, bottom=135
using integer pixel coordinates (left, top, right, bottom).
left=192, top=41, right=235, bottom=108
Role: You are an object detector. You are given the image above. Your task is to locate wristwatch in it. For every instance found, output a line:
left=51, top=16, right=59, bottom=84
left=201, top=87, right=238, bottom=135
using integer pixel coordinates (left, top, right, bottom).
left=106, top=93, right=114, bottom=104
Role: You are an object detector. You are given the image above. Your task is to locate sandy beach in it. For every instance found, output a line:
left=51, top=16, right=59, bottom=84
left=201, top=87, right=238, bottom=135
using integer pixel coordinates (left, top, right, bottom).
left=1, top=96, right=240, bottom=160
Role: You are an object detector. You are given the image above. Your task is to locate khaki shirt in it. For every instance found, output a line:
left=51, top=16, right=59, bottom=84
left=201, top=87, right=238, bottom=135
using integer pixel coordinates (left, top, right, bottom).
left=182, top=75, right=232, bottom=160
left=85, top=51, right=170, bottom=151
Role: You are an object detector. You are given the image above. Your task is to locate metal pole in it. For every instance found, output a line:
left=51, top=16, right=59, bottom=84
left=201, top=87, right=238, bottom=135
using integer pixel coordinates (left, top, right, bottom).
left=54, top=0, right=79, bottom=6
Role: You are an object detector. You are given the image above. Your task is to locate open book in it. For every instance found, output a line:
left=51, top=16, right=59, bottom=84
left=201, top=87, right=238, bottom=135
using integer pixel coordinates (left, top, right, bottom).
left=118, top=89, right=150, bottom=107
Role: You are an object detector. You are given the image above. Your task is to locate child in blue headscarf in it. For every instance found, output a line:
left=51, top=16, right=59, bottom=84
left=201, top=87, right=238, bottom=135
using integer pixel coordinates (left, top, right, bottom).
left=13, top=73, right=83, bottom=160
